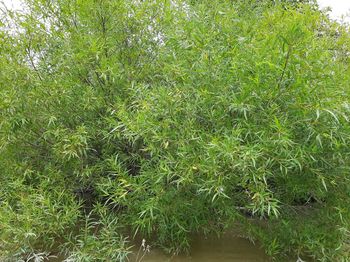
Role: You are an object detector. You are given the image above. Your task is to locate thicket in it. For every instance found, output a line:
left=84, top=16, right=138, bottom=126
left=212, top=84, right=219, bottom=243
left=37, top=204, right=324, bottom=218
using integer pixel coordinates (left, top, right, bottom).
left=0, top=0, right=349, bottom=261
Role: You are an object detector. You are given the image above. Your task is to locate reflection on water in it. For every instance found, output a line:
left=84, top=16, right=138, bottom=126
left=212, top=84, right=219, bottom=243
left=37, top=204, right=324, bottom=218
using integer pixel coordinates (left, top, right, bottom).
left=130, top=232, right=270, bottom=262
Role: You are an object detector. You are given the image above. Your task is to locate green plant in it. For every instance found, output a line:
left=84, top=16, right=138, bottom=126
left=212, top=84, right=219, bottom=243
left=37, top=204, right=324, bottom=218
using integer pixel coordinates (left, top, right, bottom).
left=0, top=0, right=349, bottom=261
left=63, top=213, right=131, bottom=262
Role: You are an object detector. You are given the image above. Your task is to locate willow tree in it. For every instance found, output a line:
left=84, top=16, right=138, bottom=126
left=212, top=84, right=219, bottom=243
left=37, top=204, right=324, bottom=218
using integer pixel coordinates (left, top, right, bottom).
left=0, top=0, right=349, bottom=261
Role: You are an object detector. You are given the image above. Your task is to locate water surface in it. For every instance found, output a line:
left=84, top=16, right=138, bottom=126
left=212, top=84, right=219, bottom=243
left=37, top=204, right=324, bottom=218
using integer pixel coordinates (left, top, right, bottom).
left=130, top=231, right=270, bottom=262
left=48, top=230, right=270, bottom=261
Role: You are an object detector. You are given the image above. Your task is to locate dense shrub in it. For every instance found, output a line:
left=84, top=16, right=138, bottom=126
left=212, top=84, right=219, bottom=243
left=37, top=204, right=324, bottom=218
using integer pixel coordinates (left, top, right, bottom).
left=0, top=0, right=349, bottom=261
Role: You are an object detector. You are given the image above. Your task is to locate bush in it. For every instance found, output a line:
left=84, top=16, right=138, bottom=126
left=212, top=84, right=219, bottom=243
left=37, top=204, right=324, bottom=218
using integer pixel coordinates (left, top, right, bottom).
left=0, top=0, right=349, bottom=261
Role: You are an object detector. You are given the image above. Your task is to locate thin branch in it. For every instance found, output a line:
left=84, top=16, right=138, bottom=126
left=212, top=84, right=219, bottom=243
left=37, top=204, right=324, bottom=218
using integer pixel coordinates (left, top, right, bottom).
left=277, top=45, right=292, bottom=89
left=25, top=46, right=43, bottom=82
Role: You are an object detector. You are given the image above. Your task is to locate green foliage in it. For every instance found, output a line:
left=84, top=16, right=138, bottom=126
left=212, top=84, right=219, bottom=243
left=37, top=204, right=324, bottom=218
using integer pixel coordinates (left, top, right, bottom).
left=0, top=0, right=349, bottom=261
left=64, top=211, right=131, bottom=262
left=0, top=174, right=80, bottom=260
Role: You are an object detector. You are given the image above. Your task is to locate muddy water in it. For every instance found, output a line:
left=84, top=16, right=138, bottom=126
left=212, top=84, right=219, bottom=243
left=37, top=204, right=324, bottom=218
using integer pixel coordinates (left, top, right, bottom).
left=130, top=232, right=270, bottom=262
left=49, top=231, right=270, bottom=261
